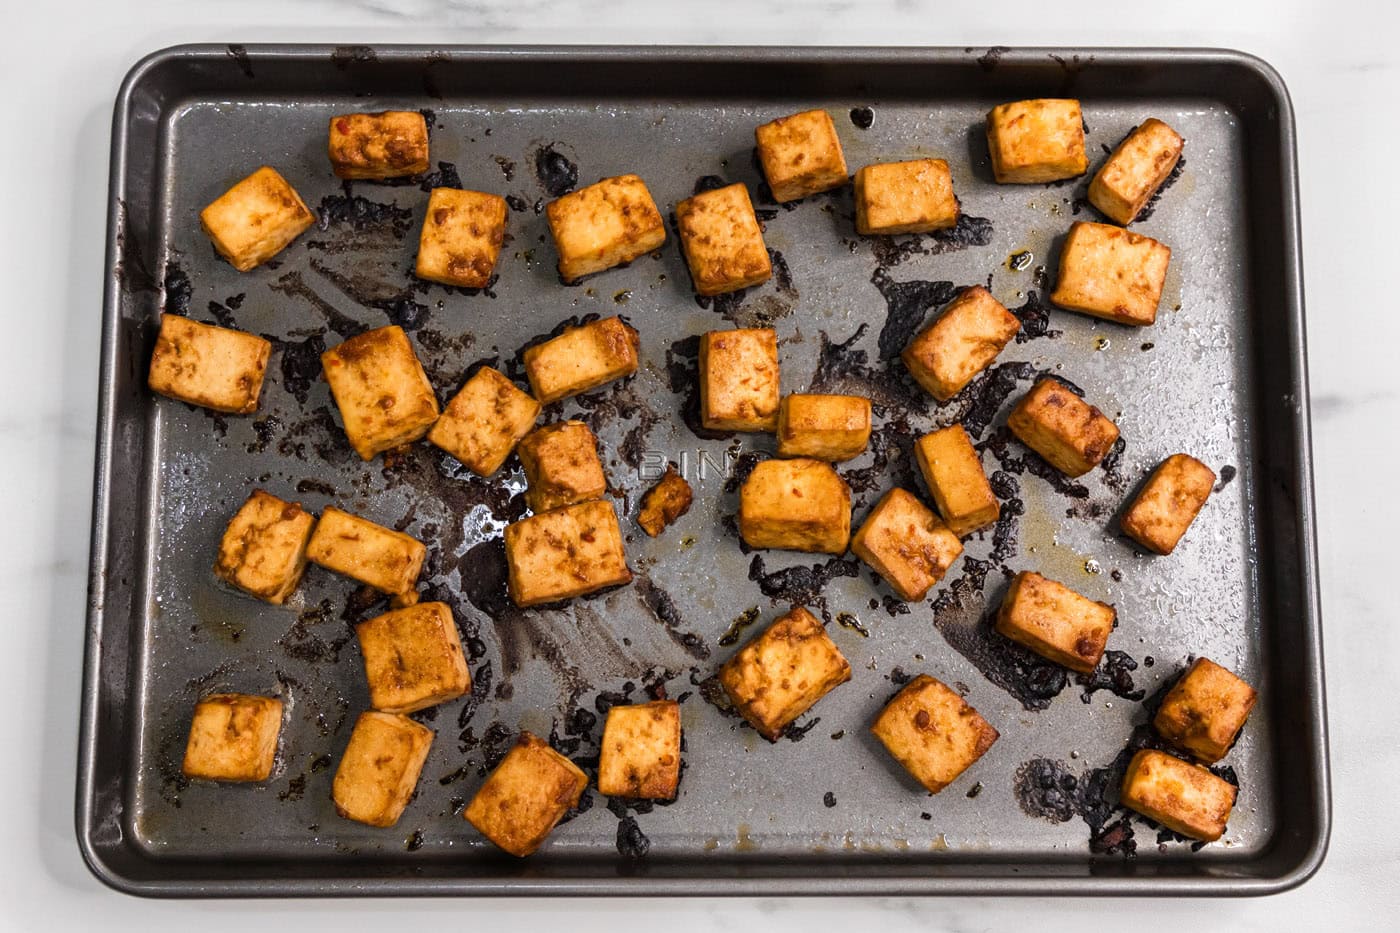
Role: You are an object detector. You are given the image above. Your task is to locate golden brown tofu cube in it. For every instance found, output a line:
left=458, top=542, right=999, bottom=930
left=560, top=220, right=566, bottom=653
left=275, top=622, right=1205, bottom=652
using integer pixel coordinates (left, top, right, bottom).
left=214, top=490, right=315, bottom=604
left=850, top=487, right=963, bottom=602
left=517, top=420, right=607, bottom=512
left=1121, top=454, right=1216, bottom=555
left=332, top=711, right=434, bottom=828
left=328, top=110, right=430, bottom=180
left=914, top=425, right=999, bottom=537
left=503, top=499, right=631, bottom=607
left=415, top=188, right=508, bottom=289
left=321, top=325, right=440, bottom=461
left=306, top=506, right=426, bottom=597
left=754, top=109, right=849, bottom=203
left=355, top=602, right=471, bottom=714
left=870, top=675, right=999, bottom=794
left=1007, top=378, right=1120, bottom=478
left=776, top=393, right=872, bottom=462
left=182, top=693, right=283, bottom=782
left=901, top=286, right=1020, bottom=401
left=545, top=174, right=666, bottom=282
left=199, top=166, right=314, bottom=271
left=700, top=328, right=781, bottom=432
left=854, top=159, right=959, bottom=236
left=718, top=606, right=851, bottom=741
left=1050, top=221, right=1172, bottom=326
left=463, top=732, right=588, bottom=857
left=637, top=465, right=693, bottom=537
left=675, top=182, right=772, bottom=295
left=1088, top=118, right=1184, bottom=225
left=985, top=99, right=1087, bottom=184
left=738, top=457, right=851, bottom=554
left=426, top=366, right=540, bottom=476
left=597, top=700, right=682, bottom=800
left=523, top=316, right=640, bottom=404
left=1154, top=658, right=1258, bottom=764
left=995, top=571, right=1115, bottom=673
left=1120, top=749, right=1237, bottom=842
left=147, top=314, right=271, bottom=414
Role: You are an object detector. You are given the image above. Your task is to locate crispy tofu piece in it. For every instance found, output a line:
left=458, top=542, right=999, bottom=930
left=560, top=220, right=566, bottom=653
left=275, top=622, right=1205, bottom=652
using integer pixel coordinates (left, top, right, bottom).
left=464, top=732, right=588, bottom=857
left=700, top=328, right=781, bottom=432
left=322, top=325, right=440, bottom=460
left=147, top=314, right=272, bottom=414
left=901, top=286, right=1020, bottom=401
left=754, top=109, right=849, bottom=203
left=637, top=465, right=693, bottom=537
left=1154, top=658, right=1258, bottom=764
left=776, top=393, right=872, bottom=462
left=1007, top=378, right=1120, bottom=478
left=1121, top=454, right=1216, bottom=555
left=675, top=182, right=772, bottom=295
left=199, top=166, right=314, bottom=271
left=214, top=490, right=315, bottom=604
left=545, top=174, right=666, bottom=282
left=985, top=99, right=1087, bottom=184
left=995, top=571, right=1115, bottom=673
left=914, top=425, right=999, bottom=537
left=332, top=711, right=434, bottom=828
left=738, top=457, right=851, bottom=554
left=718, top=606, right=851, bottom=740
left=414, top=188, right=508, bottom=289
left=517, top=420, right=607, bottom=513
left=426, top=366, right=540, bottom=476
left=871, top=675, right=999, bottom=793
left=1120, top=749, right=1237, bottom=842
left=328, top=110, right=430, bottom=180
left=355, top=602, right=471, bottom=714
left=182, top=693, right=283, bottom=782
left=503, top=499, right=631, bottom=607
left=523, top=316, right=640, bottom=404
left=850, top=487, right=963, bottom=601
left=854, top=158, right=959, bottom=236
left=597, top=700, right=682, bottom=800
left=1050, top=221, right=1172, bottom=326
left=306, top=506, right=426, bottom=597
left=1089, top=118, right=1184, bottom=225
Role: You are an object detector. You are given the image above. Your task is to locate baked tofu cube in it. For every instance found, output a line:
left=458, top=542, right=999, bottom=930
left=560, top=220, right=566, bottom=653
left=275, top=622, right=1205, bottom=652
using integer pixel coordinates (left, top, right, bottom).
left=637, top=465, right=693, bottom=537
left=182, top=693, right=283, bottom=782
left=914, top=425, right=999, bottom=537
left=332, top=711, right=434, bottom=828
left=870, top=675, right=999, bottom=794
left=517, top=420, right=607, bottom=513
left=328, top=110, right=430, bottom=180
left=1050, top=221, right=1172, bottom=326
left=545, top=174, right=666, bottom=282
left=1154, top=658, right=1258, bottom=764
left=1007, top=378, right=1120, bottom=478
left=503, top=499, right=632, bottom=607
left=355, top=602, right=471, bottom=714
left=597, top=700, right=682, bottom=800
left=700, top=328, right=781, bottom=432
left=321, top=325, right=440, bottom=460
left=214, top=490, right=316, bottom=604
left=995, top=571, right=1115, bottom=673
left=464, top=732, right=588, bottom=857
left=776, top=393, right=872, bottom=462
left=854, top=159, right=959, bottom=236
left=306, top=506, right=426, bottom=597
left=523, top=316, right=640, bottom=404
left=985, top=99, right=1087, bottom=184
left=199, top=166, right=314, bottom=272
left=738, top=457, right=851, bottom=554
left=1120, top=749, right=1237, bottom=842
left=675, top=182, right=772, bottom=295
left=850, top=487, right=963, bottom=602
left=1121, top=454, right=1216, bottom=555
left=147, top=314, right=272, bottom=414
left=718, top=606, right=851, bottom=740
left=754, top=109, right=849, bottom=203
left=426, top=366, right=540, bottom=476
left=901, top=286, right=1020, bottom=401
left=1088, top=118, right=1184, bottom=225
left=415, top=188, right=508, bottom=288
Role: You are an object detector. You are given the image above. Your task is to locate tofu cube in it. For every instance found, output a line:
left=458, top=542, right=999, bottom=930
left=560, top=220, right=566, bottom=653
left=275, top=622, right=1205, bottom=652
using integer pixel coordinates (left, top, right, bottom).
left=985, top=99, right=1087, bottom=184
left=306, top=506, right=426, bottom=597
left=850, top=487, right=963, bottom=602
left=517, top=420, right=607, bottom=513
left=754, top=109, right=849, bottom=203
left=901, top=286, right=1020, bottom=401
left=854, top=158, right=959, bottom=236
left=776, top=393, right=872, bottom=462
left=1153, top=658, right=1258, bottom=764
left=332, top=711, right=434, bottom=828
left=328, top=110, right=430, bottom=180
left=675, top=182, right=772, bottom=295
left=738, top=457, right=851, bottom=554
left=870, top=674, right=999, bottom=794
left=914, top=425, right=999, bottom=537
left=355, top=602, right=471, bottom=714
left=1007, top=378, right=1120, bottom=478
left=522, top=316, right=640, bottom=404
left=1120, top=749, right=1237, bottom=842
left=1121, top=454, right=1216, bottom=555
left=214, top=489, right=316, bottom=604
left=597, top=700, right=682, bottom=800
left=181, top=693, right=283, bottom=782
left=637, top=465, right=693, bottom=537
left=1088, top=118, right=1184, bottom=225
left=717, top=606, right=851, bottom=740
left=503, top=499, right=631, bottom=607
left=995, top=571, right=1115, bottom=673
left=199, top=166, right=314, bottom=271
left=700, top=328, right=781, bottom=432
left=545, top=174, right=666, bottom=282
left=1050, top=221, right=1172, bottom=326
left=147, top=314, right=272, bottom=414
left=463, top=731, right=588, bottom=857
left=414, top=187, right=508, bottom=289
left=321, top=325, right=441, bottom=460
left=426, top=366, right=540, bottom=476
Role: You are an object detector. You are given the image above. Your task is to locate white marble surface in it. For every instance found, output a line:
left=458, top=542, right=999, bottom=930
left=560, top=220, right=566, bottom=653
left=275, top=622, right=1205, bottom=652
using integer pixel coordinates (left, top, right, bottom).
left=5, top=0, right=1398, bottom=929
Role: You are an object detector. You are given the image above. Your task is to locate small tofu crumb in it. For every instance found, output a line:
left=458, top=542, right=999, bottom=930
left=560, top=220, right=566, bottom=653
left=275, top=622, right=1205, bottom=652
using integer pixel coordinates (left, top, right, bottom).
left=871, top=674, right=999, bottom=793
left=718, top=606, right=851, bottom=740
left=597, top=700, right=682, bottom=800
left=464, top=732, right=588, bottom=857
left=1153, top=658, right=1258, bottom=764
left=1120, top=749, right=1237, bottom=842
left=182, top=693, right=283, bottom=782
left=637, top=465, right=693, bottom=537
left=1121, top=454, right=1215, bottom=555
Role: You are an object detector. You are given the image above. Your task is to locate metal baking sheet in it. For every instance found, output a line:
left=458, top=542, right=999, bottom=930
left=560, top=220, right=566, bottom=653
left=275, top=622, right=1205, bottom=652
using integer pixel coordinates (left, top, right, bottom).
left=78, top=44, right=1327, bottom=896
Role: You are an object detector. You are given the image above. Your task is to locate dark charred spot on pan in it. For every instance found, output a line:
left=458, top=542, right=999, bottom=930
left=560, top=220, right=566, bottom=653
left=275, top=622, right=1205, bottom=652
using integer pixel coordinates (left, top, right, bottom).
left=276, top=406, right=351, bottom=465
left=809, top=323, right=928, bottom=413
left=269, top=271, right=366, bottom=339
left=419, top=161, right=462, bottom=191
left=843, top=420, right=918, bottom=505
left=1098, top=437, right=1129, bottom=492
left=948, top=362, right=1038, bottom=440
left=1014, top=758, right=1079, bottom=823
left=725, top=451, right=765, bottom=494
left=835, top=612, right=869, bottom=638
left=279, top=598, right=355, bottom=664
left=162, top=261, right=193, bottom=316
left=718, top=606, right=761, bottom=647
left=340, top=585, right=388, bottom=625
left=1131, top=155, right=1185, bottom=223
left=534, top=143, right=579, bottom=197
left=277, top=774, right=307, bottom=802
left=1215, top=464, right=1237, bottom=492
left=1009, top=289, right=1061, bottom=343
left=200, top=409, right=229, bottom=438
left=308, top=257, right=428, bottom=330
left=977, top=45, right=1010, bottom=71
left=277, top=333, right=326, bottom=405
left=295, top=480, right=337, bottom=500
left=783, top=716, right=821, bottom=742
left=404, top=829, right=424, bottom=852
left=695, top=669, right=739, bottom=719
left=633, top=575, right=710, bottom=661
left=866, top=215, right=994, bottom=271
left=693, top=174, right=728, bottom=195
left=849, top=106, right=875, bottom=129
left=1007, top=250, right=1034, bottom=272
left=1077, top=649, right=1146, bottom=704
left=870, top=270, right=960, bottom=360
left=889, top=666, right=913, bottom=687
left=979, top=426, right=1092, bottom=501
left=662, top=336, right=728, bottom=442
left=569, top=378, right=661, bottom=471
left=330, top=45, right=377, bottom=69
left=823, top=790, right=838, bottom=807
left=312, top=189, right=414, bottom=238
left=746, top=554, right=860, bottom=623
left=493, top=155, right=516, bottom=182
left=226, top=44, right=254, bottom=78
left=505, top=194, right=529, bottom=213
left=244, top=415, right=280, bottom=454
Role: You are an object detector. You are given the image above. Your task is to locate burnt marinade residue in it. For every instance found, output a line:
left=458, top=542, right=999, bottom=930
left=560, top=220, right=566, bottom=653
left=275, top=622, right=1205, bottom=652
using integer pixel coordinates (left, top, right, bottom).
left=226, top=43, right=254, bottom=78
left=809, top=323, right=928, bottom=413
left=849, top=107, right=874, bottom=129
left=869, top=270, right=960, bottom=360
left=633, top=575, right=711, bottom=661
left=269, top=271, right=366, bottom=339
left=747, top=554, right=861, bottom=623
left=308, top=257, right=428, bottom=331
left=162, top=262, right=193, bottom=315
left=534, top=144, right=579, bottom=197
left=314, top=190, right=414, bottom=238
left=868, top=215, right=994, bottom=269
left=278, top=334, right=327, bottom=405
